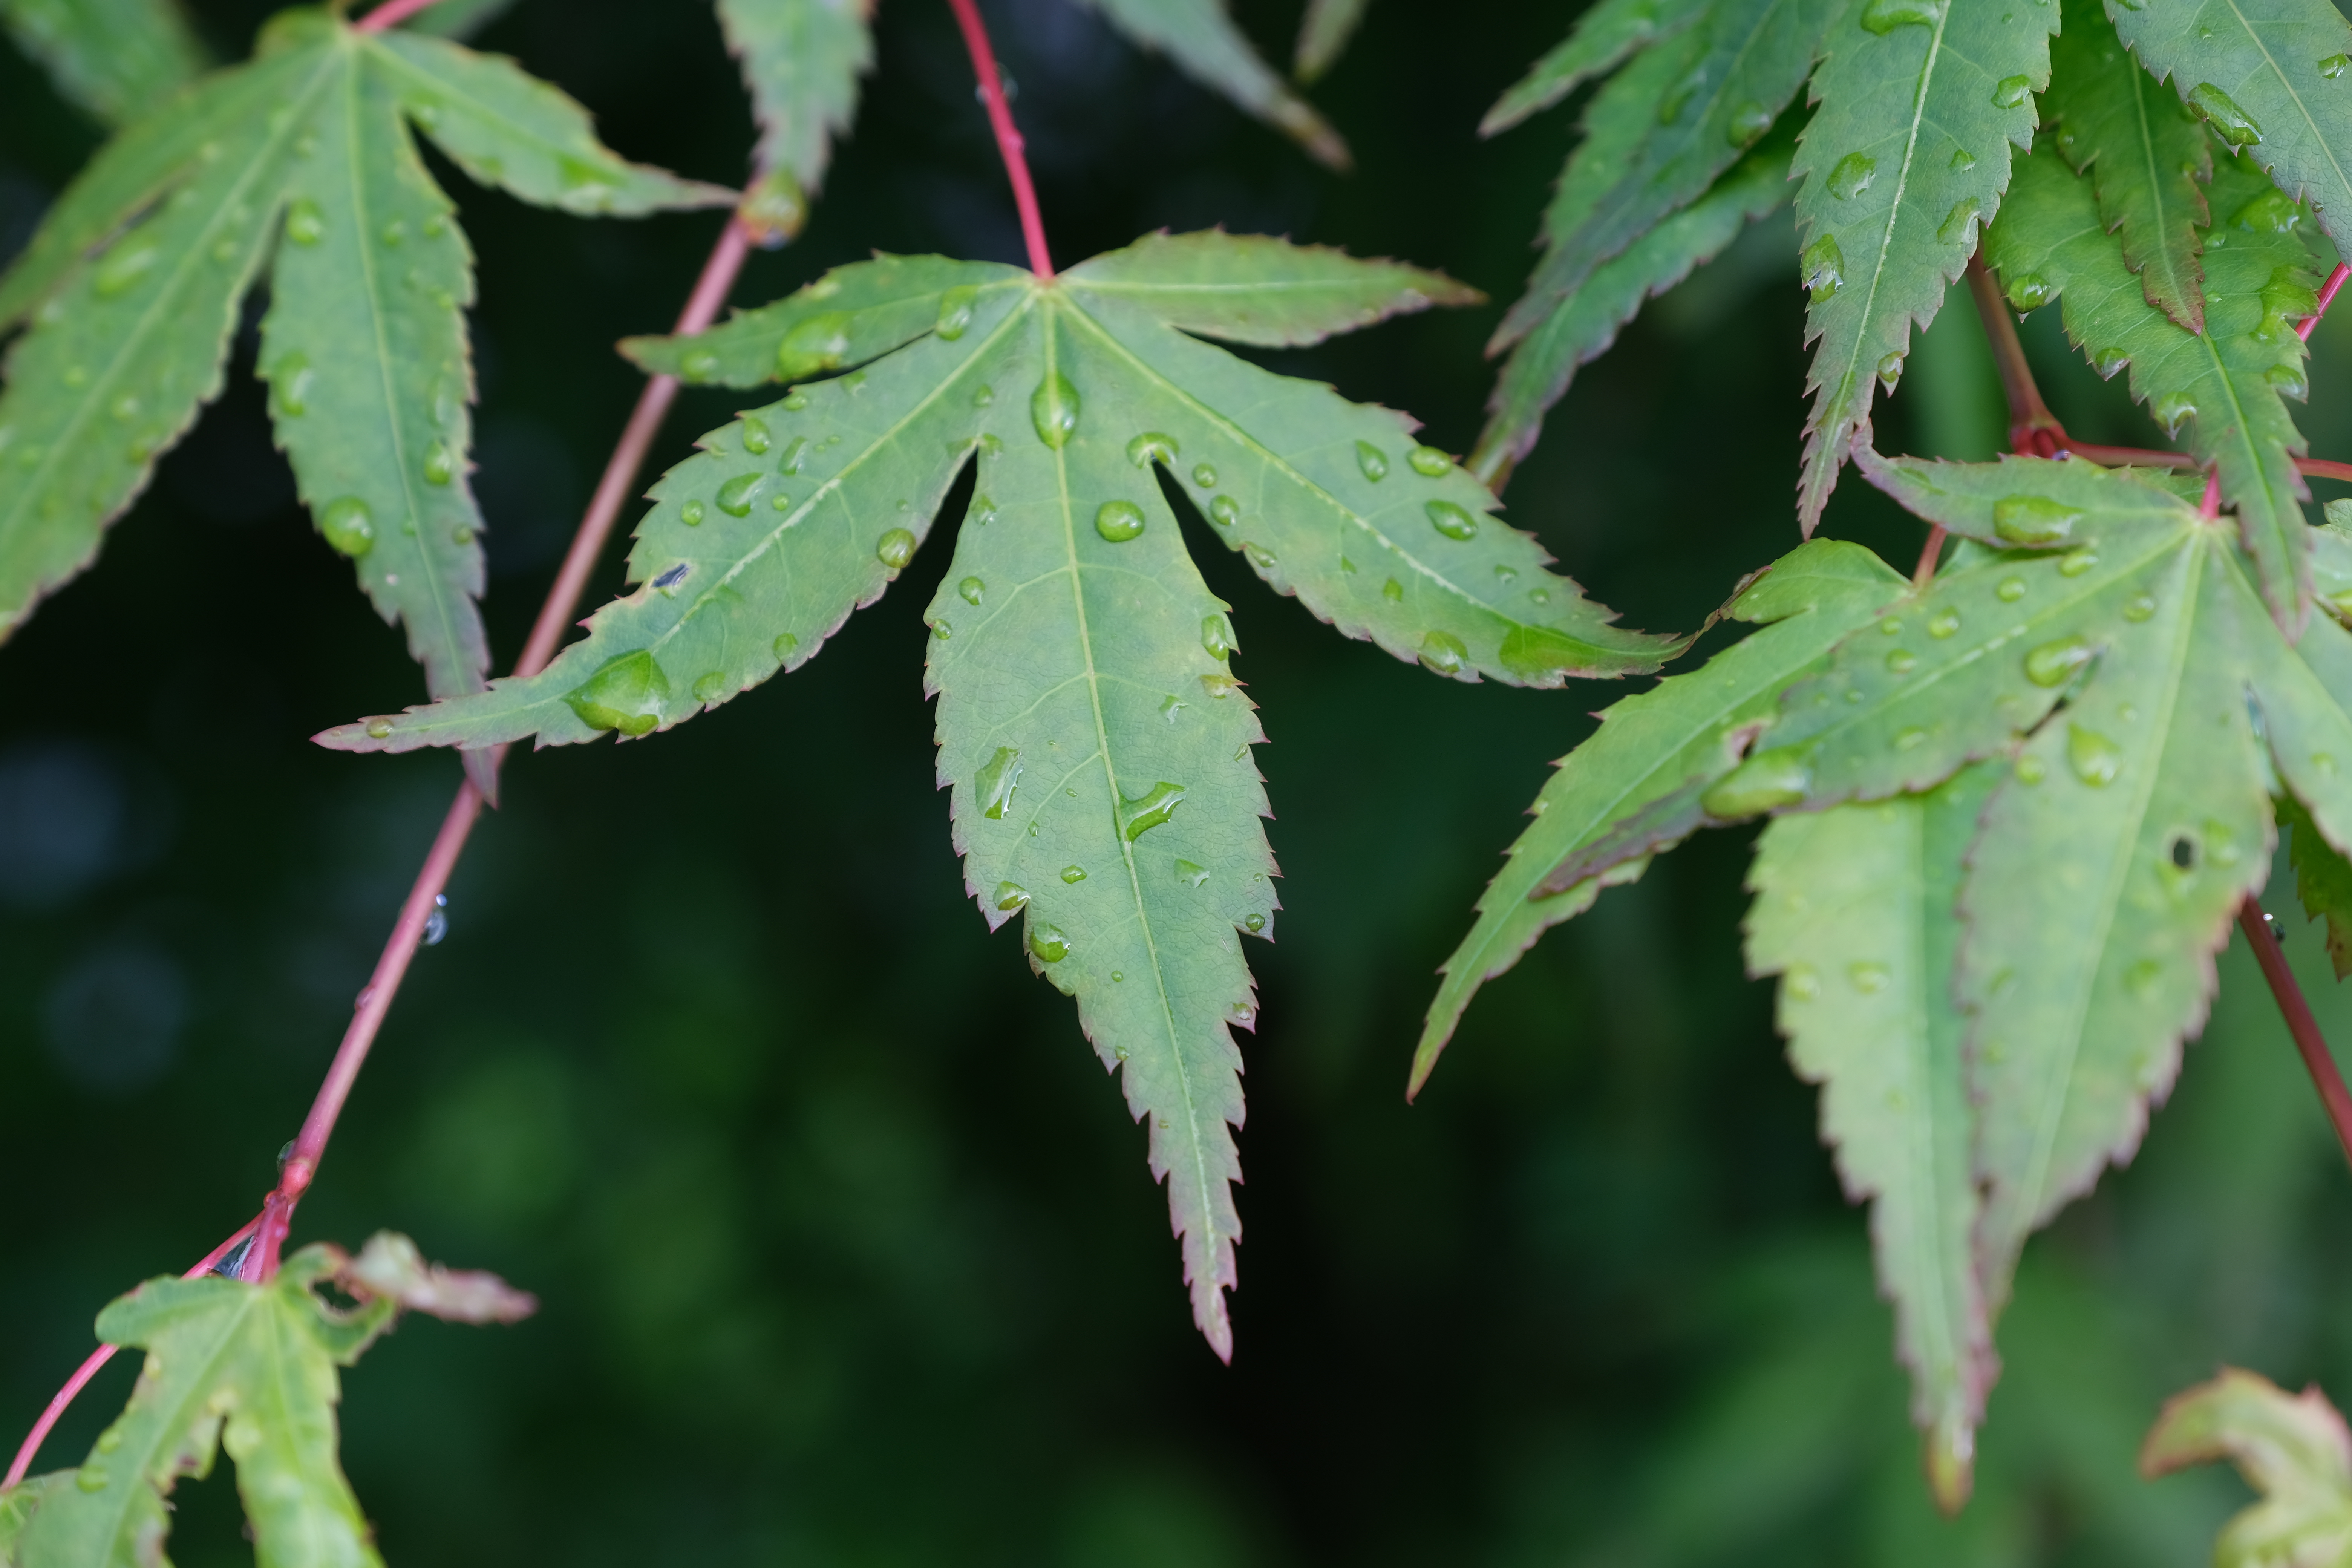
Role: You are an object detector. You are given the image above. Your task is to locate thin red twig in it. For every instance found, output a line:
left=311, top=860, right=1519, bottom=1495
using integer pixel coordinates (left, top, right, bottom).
left=10, top=214, right=755, bottom=1459
left=2301, top=263, right=2352, bottom=343
left=3, top=1216, right=260, bottom=1488
left=352, top=0, right=442, bottom=33
left=2239, top=901, right=2352, bottom=1173
left=2201, top=469, right=2223, bottom=521
left=1913, top=525, right=1946, bottom=588
left=942, top=0, right=1054, bottom=279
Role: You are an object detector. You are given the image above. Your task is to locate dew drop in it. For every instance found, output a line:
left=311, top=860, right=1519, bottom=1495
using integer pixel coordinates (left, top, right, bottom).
left=2024, top=635, right=2093, bottom=686
left=1785, top=963, right=1821, bottom=1001
left=1702, top=747, right=1810, bottom=817
left=270, top=352, right=313, bottom=418
left=1801, top=234, right=1845, bottom=301
left=1997, top=575, right=2027, bottom=602
left=2324, top=53, right=2351, bottom=77
left=1176, top=859, right=1209, bottom=888
left=1951, top=147, right=1978, bottom=172
left=1992, top=493, right=2081, bottom=543
left=1095, top=500, right=1147, bottom=541
left=75, top=1466, right=108, bottom=1493
left=2189, top=82, right=2263, bottom=145
left=1202, top=614, right=1236, bottom=658
left=1828, top=151, right=1877, bottom=199
left=1244, top=913, right=1266, bottom=933
left=1127, top=431, right=1179, bottom=467
left=994, top=881, right=1029, bottom=911
left=1245, top=542, right=1277, bottom=569
left=1118, top=781, right=1187, bottom=840
left=2269, top=362, right=2311, bottom=397
left=1061, top=864, right=1087, bottom=883
left=1727, top=101, right=1773, bottom=145
left=680, top=350, right=720, bottom=383
left=1880, top=617, right=1902, bottom=635
left=366, top=719, right=393, bottom=739
left=285, top=199, right=325, bottom=245
left=1211, top=496, right=1241, bottom=526
left=1937, top=198, right=1982, bottom=247
left=680, top=499, right=705, bottom=526
left=935, top=285, right=978, bottom=340
left=1030, top=372, right=1080, bottom=447
left=969, top=494, right=998, bottom=526
left=931, top=620, right=951, bottom=641
left=2017, top=752, right=2046, bottom=783
left=1419, top=629, right=1468, bottom=675
left=2091, top=344, right=2130, bottom=379
left=1928, top=607, right=1961, bottom=639
left=1192, top=463, right=1218, bottom=488
left=2058, top=547, right=2098, bottom=576
left=977, top=746, right=1023, bottom=818
left=2124, top=592, right=2157, bottom=622
left=1895, top=726, right=1929, bottom=750
left=2006, top=272, right=2052, bottom=310
left=1201, top=674, right=1239, bottom=699
left=564, top=650, right=670, bottom=737
left=876, top=527, right=917, bottom=569
left=971, top=384, right=994, bottom=408
left=1860, top=0, right=1942, bottom=31
left=1228, top=1003, right=1255, bottom=1024
left=1886, top=648, right=1917, bottom=674
left=92, top=243, right=158, bottom=299
left=959, top=576, right=985, bottom=606
left=319, top=496, right=375, bottom=557
left=715, top=473, right=764, bottom=516
left=740, top=416, right=773, bottom=456
left=773, top=632, right=799, bottom=662
left=1356, top=441, right=1389, bottom=481
left=1408, top=445, right=1451, bottom=477
left=1991, top=74, right=2033, bottom=109
left=1848, top=961, right=1890, bottom=993
left=1029, top=925, right=1070, bottom=963
left=1426, top=500, right=1478, bottom=540
left=1877, top=350, right=1905, bottom=389
left=2068, top=723, right=2122, bottom=786
left=692, top=671, right=727, bottom=703
left=1380, top=577, right=1404, bottom=603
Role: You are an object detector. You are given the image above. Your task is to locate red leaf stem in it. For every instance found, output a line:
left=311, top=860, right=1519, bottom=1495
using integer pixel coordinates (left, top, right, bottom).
left=942, top=0, right=1055, bottom=279
left=2301, top=263, right=2352, bottom=343
left=352, top=0, right=443, bottom=33
left=2238, top=900, right=2352, bottom=1174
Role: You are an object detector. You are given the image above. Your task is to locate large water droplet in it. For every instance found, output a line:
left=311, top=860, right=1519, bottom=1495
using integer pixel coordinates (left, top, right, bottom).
left=2188, top=82, right=2263, bottom=145
left=1418, top=629, right=1469, bottom=675
left=270, top=352, right=313, bottom=418
left=1381, top=577, right=1404, bottom=602
left=717, top=472, right=766, bottom=516
left=1828, top=152, right=1877, bottom=199
left=1031, top=372, right=1080, bottom=447
left=994, top=881, right=1029, bottom=911
left=876, top=528, right=917, bottom=568
left=285, top=199, right=325, bottom=245
left=2268, top=363, right=2310, bottom=397
left=2068, top=723, right=2122, bottom=786
left=1211, top=496, right=1241, bottom=527
left=1928, top=607, right=1961, bottom=639
left=1127, top=431, right=1178, bottom=467
left=1860, top=0, right=1942, bottom=31
left=1877, top=350, right=1905, bottom=389
left=2232, top=187, right=2302, bottom=233
left=1801, top=234, right=1845, bottom=302
left=680, top=499, right=706, bottom=527
left=422, top=441, right=456, bottom=486
left=1095, top=500, right=1147, bottom=541
left=2024, top=635, right=2093, bottom=686
left=738, top=417, right=773, bottom=457
left=2006, top=272, right=2052, bottom=310
left=1244, top=913, right=1266, bottom=933
left=1192, top=463, right=1218, bottom=488
left=777, top=311, right=852, bottom=377
left=1702, top=747, right=1810, bottom=817
left=564, top=650, right=671, bottom=737
left=1936, top=197, right=1982, bottom=248
left=1991, top=74, right=2033, bottom=108
left=1029, top=925, right=1070, bottom=963
left=959, top=576, right=985, bottom=606
left=1426, top=500, right=1478, bottom=540
left=1061, top=864, right=1087, bottom=883
left=1886, top=648, right=1917, bottom=674
left=2091, top=344, right=2129, bottom=379
left=366, top=719, right=394, bottom=739
left=92, top=243, right=158, bottom=299
left=1356, top=441, right=1389, bottom=481
left=1202, top=614, right=1236, bottom=658
left=977, top=746, right=1022, bottom=818
left=773, top=632, right=799, bottom=662
left=935, top=285, right=977, bottom=340
left=1176, top=859, right=1209, bottom=888
left=1993, top=493, right=2082, bottom=543
left=1118, top=781, right=1186, bottom=840
left=2323, top=53, right=2350, bottom=77
left=1408, top=446, right=1451, bottom=477
left=319, top=496, right=375, bottom=557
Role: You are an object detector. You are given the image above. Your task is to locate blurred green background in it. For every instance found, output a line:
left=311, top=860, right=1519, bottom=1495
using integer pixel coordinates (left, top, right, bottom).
left=4, top=0, right=2352, bottom=1561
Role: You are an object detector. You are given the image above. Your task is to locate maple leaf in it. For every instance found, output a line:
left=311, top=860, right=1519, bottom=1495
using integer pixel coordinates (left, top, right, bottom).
left=718, top=0, right=874, bottom=241
left=2144, top=1368, right=2352, bottom=1567
left=1291, top=0, right=1368, bottom=83
left=0, top=0, right=207, bottom=126
left=1079, top=0, right=1351, bottom=169
left=0, top=8, right=729, bottom=740
left=1985, top=138, right=2318, bottom=631
left=0, top=1237, right=528, bottom=1568
left=318, top=230, right=1680, bottom=1355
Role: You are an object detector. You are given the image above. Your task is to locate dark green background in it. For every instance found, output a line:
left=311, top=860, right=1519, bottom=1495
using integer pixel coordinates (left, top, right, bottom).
left=3, top=0, right=2351, bottom=1560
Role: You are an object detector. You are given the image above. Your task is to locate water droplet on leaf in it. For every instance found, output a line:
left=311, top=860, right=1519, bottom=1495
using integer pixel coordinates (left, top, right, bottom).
left=1997, top=575, right=2027, bottom=601
left=2058, top=547, right=2098, bottom=576
left=1061, top=864, right=1087, bottom=883
left=1202, top=614, right=1236, bottom=658
left=285, top=199, right=325, bottom=245
left=93, top=243, right=158, bottom=298
left=1928, top=608, right=1960, bottom=638
left=320, top=496, right=375, bottom=557
left=1860, top=0, right=1942, bottom=31
left=1937, top=198, right=1982, bottom=247
left=1727, top=101, right=1773, bottom=145
left=2323, top=53, right=2350, bottom=77
left=1031, top=372, right=1080, bottom=447
left=1991, top=74, right=2033, bottom=108
left=2068, top=723, right=2122, bottom=786
left=994, top=881, right=1029, bottom=911
left=1886, top=648, right=1917, bottom=674
left=564, top=650, right=671, bottom=737
left=1426, top=500, right=1478, bottom=540
left=1176, top=859, right=1208, bottom=887
left=935, top=285, right=977, bottom=340
left=773, top=633, right=799, bottom=662
left=2189, top=82, right=2263, bottom=144
left=1419, top=629, right=1468, bottom=675
left=1029, top=925, right=1070, bottom=963
left=1127, top=431, right=1178, bottom=467
left=1210, top=496, right=1240, bottom=527
left=1801, top=234, right=1844, bottom=301
left=1381, top=578, right=1403, bottom=602
left=1993, top=493, right=2081, bottom=542
left=1848, top=961, right=1890, bottom=992
left=1356, top=441, right=1389, bottom=481
left=1408, top=446, right=1451, bottom=477
left=1702, top=747, right=1810, bottom=817
left=1828, top=152, right=1877, bottom=199
left=1118, top=781, right=1186, bottom=840
left=2124, top=592, right=2157, bottom=621
left=717, top=473, right=766, bottom=516
left=1244, top=913, right=1266, bottom=933
left=2006, top=273, right=2052, bottom=310
left=1193, top=463, right=1218, bottom=487
left=1095, top=500, right=1146, bottom=541
left=1245, top=542, right=1276, bottom=569
left=2024, top=635, right=2094, bottom=686
left=977, top=746, right=1022, bottom=818
left=877, top=528, right=917, bottom=568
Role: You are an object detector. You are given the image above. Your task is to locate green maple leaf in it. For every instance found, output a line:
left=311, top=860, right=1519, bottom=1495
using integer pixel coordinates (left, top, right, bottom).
left=1291, top=0, right=1369, bottom=83
left=0, top=7, right=728, bottom=732
left=2281, top=792, right=2352, bottom=978
left=1411, top=535, right=1903, bottom=1093
left=718, top=0, right=874, bottom=240
left=1478, top=0, right=1711, bottom=136
left=1714, top=449, right=2352, bottom=1308
left=319, top=231, right=1680, bottom=1354
left=1790, top=0, right=2056, bottom=528
left=2043, top=0, right=2211, bottom=331
left=1472, top=121, right=1795, bottom=485
left=2107, top=0, right=2352, bottom=262
left=1491, top=0, right=1842, bottom=361
left=1745, top=766, right=1998, bottom=1513
left=2143, top=1368, right=2352, bottom=1568
left=1984, top=140, right=2317, bottom=630
left=1078, top=0, right=1350, bottom=169
left=1, top=0, right=206, bottom=126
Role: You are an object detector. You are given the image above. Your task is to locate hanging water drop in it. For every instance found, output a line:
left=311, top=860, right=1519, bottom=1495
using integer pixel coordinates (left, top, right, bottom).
left=423, top=893, right=450, bottom=946
left=1244, top=914, right=1266, bottom=933
left=2092, top=345, right=2129, bottom=379
left=1419, top=629, right=1468, bottom=675
left=1801, top=234, right=1844, bottom=301
left=994, top=881, right=1029, bottom=912
left=2005, top=273, right=2052, bottom=310
left=563, top=650, right=671, bottom=737
left=319, top=496, right=375, bottom=557
left=1876, top=350, right=1905, bottom=389
left=876, top=528, right=917, bottom=568
left=959, top=576, right=985, bottom=605
left=1202, top=614, right=1236, bottom=658
left=1029, top=925, right=1070, bottom=963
